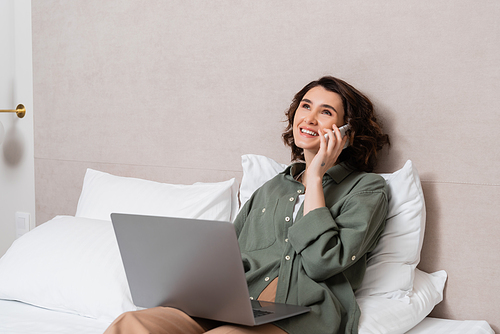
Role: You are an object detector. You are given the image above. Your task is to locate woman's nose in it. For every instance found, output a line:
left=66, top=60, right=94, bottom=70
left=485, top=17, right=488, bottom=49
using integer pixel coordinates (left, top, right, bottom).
left=304, top=111, right=318, bottom=124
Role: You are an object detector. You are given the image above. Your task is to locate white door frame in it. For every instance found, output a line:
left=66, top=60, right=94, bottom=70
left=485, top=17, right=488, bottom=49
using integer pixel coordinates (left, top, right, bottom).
left=0, top=0, right=35, bottom=256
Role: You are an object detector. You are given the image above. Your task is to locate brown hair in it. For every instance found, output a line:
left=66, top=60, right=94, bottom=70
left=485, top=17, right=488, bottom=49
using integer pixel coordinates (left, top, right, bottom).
left=282, top=76, right=390, bottom=172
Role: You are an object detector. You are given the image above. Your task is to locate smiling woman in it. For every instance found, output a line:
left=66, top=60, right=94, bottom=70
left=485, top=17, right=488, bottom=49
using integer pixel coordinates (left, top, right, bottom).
left=282, top=76, right=390, bottom=173
left=292, top=86, right=346, bottom=160
left=104, top=76, right=392, bottom=334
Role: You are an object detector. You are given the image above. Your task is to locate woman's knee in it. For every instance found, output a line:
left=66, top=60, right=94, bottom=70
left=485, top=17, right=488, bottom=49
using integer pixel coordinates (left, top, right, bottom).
left=104, top=307, right=206, bottom=334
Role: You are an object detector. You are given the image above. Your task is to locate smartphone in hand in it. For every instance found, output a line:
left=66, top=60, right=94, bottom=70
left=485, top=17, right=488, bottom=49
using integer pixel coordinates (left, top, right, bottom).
left=324, top=124, right=350, bottom=149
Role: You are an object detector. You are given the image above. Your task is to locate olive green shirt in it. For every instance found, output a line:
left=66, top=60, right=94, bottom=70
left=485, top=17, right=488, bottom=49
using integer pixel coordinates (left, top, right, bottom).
left=234, top=162, right=388, bottom=334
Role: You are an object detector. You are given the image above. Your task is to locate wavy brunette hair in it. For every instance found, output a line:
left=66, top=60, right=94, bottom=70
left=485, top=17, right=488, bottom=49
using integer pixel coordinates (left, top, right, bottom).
left=282, top=76, right=389, bottom=172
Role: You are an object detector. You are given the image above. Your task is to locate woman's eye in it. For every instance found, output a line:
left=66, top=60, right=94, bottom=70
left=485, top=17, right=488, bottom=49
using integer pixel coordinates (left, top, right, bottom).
left=302, top=103, right=311, bottom=110
left=322, top=110, right=332, bottom=116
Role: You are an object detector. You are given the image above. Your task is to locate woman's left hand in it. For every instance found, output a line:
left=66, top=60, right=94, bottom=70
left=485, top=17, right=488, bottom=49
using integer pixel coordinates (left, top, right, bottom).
left=302, top=124, right=347, bottom=215
left=302, top=124, right=348, bottom=216
left=307, top=125, right=348, bottom=181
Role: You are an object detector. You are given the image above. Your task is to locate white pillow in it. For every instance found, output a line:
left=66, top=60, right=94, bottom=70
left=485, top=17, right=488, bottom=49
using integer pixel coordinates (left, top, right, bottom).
left=240, top=155, right=426, bottom=301
left=0, top=216, right=135, bottom=321
left=76, top=169, right=239, bottom=222
left=357, top=269, right=447, bottom=334
left=355, top=160, right=426, bottom=301
left=239, top=154, right=288, bottom=208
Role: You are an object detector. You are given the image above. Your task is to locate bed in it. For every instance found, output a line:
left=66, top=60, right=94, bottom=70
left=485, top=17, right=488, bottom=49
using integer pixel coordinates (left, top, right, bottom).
left=0, top=155, right=494, bottom=333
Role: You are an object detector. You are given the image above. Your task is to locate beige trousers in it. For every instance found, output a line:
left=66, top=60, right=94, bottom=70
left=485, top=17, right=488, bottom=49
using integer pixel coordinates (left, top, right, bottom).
left=104, top=278, right=287, bottom=334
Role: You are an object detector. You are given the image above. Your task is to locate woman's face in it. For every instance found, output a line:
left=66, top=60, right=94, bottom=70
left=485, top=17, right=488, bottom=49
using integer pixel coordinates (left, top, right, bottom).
left=292, top=86, right=346, bottom=154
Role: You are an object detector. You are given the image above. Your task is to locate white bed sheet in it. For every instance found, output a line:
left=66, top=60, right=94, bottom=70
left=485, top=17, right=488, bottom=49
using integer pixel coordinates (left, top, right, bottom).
left=406, top=317, right=495, bottom=334
left=0, top=299, right=494, bottom=334
left=0, top=300, right=111, bottom=334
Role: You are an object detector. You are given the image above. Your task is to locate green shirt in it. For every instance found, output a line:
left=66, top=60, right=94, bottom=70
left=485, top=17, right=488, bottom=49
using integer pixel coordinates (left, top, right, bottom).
left=234, top=162, right=388, bottom=334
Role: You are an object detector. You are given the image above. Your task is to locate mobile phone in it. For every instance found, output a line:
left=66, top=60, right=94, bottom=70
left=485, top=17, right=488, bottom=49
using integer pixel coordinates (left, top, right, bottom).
left=324, top=124, right=350, bottom=149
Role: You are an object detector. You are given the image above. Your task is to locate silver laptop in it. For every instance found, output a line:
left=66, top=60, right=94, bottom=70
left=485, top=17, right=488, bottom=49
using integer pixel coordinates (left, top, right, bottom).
left=111, top=213, right=310, bottom=326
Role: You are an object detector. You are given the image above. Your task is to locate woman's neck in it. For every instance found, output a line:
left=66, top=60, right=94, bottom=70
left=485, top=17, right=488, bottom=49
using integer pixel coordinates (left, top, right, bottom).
left=303, top=149, right=316, bottom=168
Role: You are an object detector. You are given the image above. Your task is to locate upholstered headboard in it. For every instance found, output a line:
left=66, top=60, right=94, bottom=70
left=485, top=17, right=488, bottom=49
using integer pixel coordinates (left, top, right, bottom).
left=32, top=1, right=499, bottom=331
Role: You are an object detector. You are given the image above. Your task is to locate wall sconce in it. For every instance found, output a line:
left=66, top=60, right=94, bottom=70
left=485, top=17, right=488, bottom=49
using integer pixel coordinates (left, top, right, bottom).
left=0, top=104, right=26, bottom=118
left=0, top=104, right=25, bottom=144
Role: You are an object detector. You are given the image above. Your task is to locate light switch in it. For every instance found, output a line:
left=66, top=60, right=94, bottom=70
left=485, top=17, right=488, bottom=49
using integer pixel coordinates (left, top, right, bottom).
left=15, top=212, right=30, bottom=238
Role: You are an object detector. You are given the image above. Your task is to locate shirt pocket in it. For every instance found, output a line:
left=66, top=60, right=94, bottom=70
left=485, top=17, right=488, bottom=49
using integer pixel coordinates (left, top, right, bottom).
left=239, top=198, right=278, bottom=251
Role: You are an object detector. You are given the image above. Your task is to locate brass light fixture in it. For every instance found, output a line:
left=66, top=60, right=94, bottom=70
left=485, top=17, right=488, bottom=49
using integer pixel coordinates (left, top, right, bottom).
left=0, top=104, right=26, bottom=144
left=0, top=104, right=26, bottom=118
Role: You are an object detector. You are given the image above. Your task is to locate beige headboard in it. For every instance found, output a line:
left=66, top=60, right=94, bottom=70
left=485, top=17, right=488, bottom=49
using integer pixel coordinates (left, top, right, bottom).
left=32, top=1, right=499, bottom=331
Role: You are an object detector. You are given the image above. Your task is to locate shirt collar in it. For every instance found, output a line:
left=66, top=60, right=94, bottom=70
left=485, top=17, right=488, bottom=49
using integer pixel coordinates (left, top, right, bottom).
left=283, top=161, right=354, bottom=184
left=326, top=162, right=354, bottom=183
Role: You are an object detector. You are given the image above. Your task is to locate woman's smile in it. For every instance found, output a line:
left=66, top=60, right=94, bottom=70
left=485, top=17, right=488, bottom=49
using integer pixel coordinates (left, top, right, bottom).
left=299, top=127, right=319, bottom=137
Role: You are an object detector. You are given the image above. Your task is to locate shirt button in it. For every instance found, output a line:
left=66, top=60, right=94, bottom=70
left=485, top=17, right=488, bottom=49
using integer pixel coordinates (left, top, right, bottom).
left=285, top=255, right=291, bottom=261
left=297, top=189, right=302, bottom=194
left=264, top=277, right=270, bottom=282
left=351, top=255, right=356, bottom=261
left=289, top=197, right=294, bottom=201
left=285, top=238, right=288, bottom=243
left=262, top=208, right=266, bottom=213
left=285, top=216, right=290, bottom=222
left=249, top=297, right=254, bottom=300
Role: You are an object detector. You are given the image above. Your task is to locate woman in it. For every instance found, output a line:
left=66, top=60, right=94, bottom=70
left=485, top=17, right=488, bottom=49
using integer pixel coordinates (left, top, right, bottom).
left=105, top=76, right=390, bottom=334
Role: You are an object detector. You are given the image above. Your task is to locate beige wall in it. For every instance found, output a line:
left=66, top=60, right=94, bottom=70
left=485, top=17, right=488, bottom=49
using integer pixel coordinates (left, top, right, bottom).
left=32, top=1, right=499, bottom=330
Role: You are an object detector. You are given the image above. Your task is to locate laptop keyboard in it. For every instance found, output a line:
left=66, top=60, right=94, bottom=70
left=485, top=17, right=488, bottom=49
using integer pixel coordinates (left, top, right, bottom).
left=253, top=309, right=273, bottom=318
